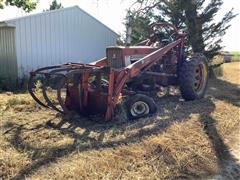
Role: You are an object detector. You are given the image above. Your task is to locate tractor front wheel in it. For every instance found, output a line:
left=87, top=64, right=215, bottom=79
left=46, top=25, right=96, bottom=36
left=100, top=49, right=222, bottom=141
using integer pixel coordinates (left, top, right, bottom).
left=126, top=94, right=157, bottom=120
left=179, top=53, right=209, bottom=101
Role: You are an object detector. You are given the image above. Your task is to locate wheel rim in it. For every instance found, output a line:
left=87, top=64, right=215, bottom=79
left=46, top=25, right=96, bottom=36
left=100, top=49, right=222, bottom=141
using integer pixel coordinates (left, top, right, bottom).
left=130, top=101, right=150, bottom=117
left=194, top=62, right=207, bottom=92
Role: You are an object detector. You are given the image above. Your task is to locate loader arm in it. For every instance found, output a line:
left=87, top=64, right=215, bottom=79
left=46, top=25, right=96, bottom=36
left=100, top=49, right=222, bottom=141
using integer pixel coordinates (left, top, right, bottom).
left=111, top=39, right=184, bottom=121
left=126, top=39, right=183, bottom=78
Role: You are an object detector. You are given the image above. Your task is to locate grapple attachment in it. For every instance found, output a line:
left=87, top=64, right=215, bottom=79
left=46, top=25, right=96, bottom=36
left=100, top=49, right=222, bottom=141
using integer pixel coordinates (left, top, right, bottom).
left=28, top=63, right=118, bottom=120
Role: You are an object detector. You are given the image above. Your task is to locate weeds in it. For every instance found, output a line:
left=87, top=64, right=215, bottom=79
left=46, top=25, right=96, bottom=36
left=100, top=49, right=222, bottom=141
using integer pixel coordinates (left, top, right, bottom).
left=34, top=80, right=43, bottom=94
left=6, top=97, right=31, bottom=107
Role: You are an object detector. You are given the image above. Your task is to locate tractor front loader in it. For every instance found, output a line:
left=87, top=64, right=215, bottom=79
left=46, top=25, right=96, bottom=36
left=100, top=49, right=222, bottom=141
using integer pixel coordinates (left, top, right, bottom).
left=28, top=23, right=209, bottom=121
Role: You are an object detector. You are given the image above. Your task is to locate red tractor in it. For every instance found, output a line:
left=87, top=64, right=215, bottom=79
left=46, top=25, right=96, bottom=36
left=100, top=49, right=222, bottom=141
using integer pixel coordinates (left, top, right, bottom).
left=28, top=23, right=209, bottom=121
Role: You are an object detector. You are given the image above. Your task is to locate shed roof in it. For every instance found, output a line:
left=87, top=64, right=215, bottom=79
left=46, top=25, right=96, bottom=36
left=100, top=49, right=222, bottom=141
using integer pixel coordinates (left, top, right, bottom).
left=0, top=21, right=15, bottom=27
left=0, top=6, right=118, bottom=36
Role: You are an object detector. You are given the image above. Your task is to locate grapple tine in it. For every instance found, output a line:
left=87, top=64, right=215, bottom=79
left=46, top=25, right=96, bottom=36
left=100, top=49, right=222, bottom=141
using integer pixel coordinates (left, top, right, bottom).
left=57, top=75, right=70, bottom=113
left=41, top=75, right=65, bottom=114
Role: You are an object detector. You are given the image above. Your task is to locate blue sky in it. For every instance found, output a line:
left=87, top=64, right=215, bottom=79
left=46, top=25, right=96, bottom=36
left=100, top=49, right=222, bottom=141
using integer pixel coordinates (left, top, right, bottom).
left=0, top=0, right=239, bottom=51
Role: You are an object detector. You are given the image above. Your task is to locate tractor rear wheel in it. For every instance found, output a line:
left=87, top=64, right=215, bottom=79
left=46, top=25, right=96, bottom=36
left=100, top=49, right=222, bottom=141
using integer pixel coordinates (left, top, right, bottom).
left=126, top=94, right=157, bottom=120
left=179, top=53, right=209, bottom=101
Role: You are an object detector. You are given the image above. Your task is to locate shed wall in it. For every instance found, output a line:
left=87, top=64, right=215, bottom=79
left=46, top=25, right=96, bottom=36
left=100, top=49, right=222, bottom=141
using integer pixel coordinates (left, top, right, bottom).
left=8, top=7, right=117, bottom=77
left=0, top=27, right=17, bottom=85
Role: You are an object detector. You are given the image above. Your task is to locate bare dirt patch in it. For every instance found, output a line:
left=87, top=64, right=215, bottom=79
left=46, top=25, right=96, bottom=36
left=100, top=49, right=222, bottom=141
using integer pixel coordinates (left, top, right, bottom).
left=0, top=62, right=239, bottom=180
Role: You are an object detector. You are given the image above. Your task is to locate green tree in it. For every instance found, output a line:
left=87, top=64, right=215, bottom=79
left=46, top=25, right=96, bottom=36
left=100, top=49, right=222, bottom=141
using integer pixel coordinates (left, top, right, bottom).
left=0, top=0, right=37, bottom=12
left=124, top=10, right=152, bottom=45
left=49, top=0, right=63, bottom=11
left=129, top=0, right=237, bottom=58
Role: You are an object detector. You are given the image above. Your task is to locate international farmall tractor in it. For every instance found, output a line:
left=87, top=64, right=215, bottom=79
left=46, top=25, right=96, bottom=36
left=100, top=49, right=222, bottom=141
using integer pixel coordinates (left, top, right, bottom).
left=28, top=23, right=209, bottom=120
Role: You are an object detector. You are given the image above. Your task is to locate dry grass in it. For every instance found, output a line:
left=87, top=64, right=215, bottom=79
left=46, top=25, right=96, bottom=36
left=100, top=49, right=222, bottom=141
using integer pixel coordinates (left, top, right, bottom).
left=220, top=62, right=240, bottom=84
left=0, top=63, right=240, bottom=180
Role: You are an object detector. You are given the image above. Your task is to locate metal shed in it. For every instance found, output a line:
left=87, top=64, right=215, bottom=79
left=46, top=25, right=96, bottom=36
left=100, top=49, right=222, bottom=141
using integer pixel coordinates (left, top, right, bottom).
left=0, top=6, right=118, bottom=84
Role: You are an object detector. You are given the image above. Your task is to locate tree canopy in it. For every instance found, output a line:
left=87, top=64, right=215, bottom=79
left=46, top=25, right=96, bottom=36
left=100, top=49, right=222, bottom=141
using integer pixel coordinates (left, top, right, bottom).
left=127, top=0, right=237, bottom=58
left=0, top=0, right=37, bottom=12
left=49, top=0, right=63, bottom=11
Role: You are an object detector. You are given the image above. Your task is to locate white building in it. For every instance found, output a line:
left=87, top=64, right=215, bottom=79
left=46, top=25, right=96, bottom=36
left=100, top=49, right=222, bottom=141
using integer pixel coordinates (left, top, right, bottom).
left=0, top=6, right=118, bottom=82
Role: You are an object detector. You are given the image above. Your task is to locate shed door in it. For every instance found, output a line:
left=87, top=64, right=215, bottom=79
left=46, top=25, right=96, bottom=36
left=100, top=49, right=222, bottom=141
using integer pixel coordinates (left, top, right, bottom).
left=0, top=27, right=17, bottom=87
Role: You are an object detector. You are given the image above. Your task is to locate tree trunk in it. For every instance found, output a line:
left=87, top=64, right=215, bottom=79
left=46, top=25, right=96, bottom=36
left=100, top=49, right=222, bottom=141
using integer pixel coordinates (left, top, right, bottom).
left=184, top=0, right=205, bottom=53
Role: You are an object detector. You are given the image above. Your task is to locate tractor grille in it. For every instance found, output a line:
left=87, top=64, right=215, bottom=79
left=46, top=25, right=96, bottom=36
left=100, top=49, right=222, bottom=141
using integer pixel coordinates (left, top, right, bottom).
left=107, top=48, right=123, bottom=68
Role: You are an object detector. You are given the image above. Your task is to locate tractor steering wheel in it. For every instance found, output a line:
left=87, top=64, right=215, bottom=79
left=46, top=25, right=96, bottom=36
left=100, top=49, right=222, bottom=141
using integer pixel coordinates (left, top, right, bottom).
left=149, top=23, right=179, bottom=45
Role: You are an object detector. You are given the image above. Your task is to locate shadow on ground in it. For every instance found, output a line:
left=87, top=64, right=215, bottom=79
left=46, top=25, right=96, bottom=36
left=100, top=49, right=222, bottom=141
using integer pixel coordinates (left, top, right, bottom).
left=2, top=78, right=240, bottom=180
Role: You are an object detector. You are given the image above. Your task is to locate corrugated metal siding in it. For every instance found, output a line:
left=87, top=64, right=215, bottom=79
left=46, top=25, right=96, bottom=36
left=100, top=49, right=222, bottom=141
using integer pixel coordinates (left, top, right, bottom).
left=0, top=27, right=17, bottom=83
left=6, top=6, right=118, bottom=77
